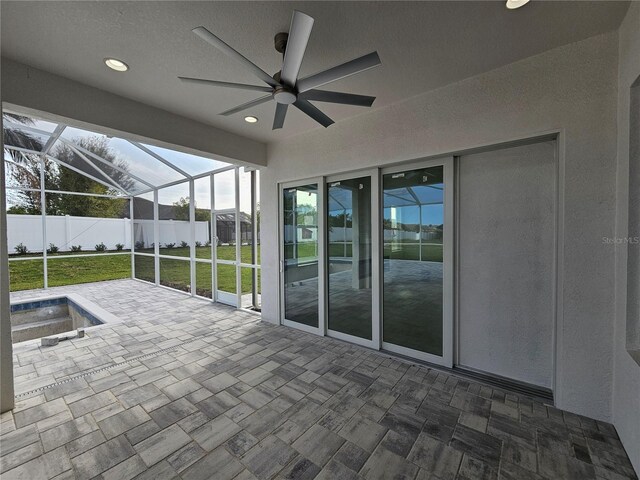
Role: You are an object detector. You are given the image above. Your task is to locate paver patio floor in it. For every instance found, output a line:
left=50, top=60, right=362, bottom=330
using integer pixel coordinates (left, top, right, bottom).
left=2, top=280, right=637, bottom=480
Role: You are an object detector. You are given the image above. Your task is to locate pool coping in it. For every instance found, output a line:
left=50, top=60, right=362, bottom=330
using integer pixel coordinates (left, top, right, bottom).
left=10, top=293, right=123, bottom=344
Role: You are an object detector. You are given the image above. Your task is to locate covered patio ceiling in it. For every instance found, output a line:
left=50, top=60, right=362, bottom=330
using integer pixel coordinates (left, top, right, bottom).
left=2, top=111, right=234, bottom=196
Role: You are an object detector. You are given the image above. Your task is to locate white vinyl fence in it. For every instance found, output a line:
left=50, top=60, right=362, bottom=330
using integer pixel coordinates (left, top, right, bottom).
left=329, top=227, right=441, bottom=242
left=132, top=219, right=209, bottom=249
left=8, top=214, right=209, bottom=253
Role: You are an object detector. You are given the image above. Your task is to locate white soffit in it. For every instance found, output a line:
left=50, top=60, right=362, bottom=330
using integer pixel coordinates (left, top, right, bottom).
left=0, top=1, right=630, bottom=142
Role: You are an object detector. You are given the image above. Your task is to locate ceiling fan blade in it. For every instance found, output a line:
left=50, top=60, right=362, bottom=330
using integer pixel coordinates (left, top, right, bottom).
left=293, top=99, right=334, bottom=128
left=192, top=26, right=278, bottom=87
left=273, top=103, right=288, bottom=130
left=220, top=94, right=272, bottom=116
left=280, top=10, right=314, bottom=87
left=178, top=77, right=273, bottom=93
left=296, top=51, right=381, bottom=93
left=299, top=90, right=376, bottom=107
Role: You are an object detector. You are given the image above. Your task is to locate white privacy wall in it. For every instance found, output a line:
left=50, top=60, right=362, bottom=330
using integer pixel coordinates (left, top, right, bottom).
left=7, top=215, right=209, bottom=252
left=133, top=219, right=209, bottom=248
left=8, top=214, right=131, bottom=252
left=613, top=2, right=640, bottom=474
left=261, top=32, right=619, bottom=422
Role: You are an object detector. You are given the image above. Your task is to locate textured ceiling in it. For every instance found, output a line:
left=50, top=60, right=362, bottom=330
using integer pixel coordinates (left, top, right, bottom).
left=0, top=1, right=630, bottom=143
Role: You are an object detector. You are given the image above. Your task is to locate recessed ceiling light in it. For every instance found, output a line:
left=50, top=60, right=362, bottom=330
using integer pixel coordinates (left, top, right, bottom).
left=506, top=0, right=530, bottom=9
left=104, top=58, right=129, bottom=72
left=244, top=116, right=258, bottom=124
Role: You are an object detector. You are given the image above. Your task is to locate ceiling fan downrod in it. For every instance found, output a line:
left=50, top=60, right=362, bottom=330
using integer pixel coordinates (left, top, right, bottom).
left=272, top=32, right=297, bottom=104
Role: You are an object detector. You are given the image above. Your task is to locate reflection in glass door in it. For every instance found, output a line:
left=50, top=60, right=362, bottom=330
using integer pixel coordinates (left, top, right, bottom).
left=282, top=184, right=320, bottom=328
left=382, top=162, right=452, bottom=364
left=327, top=176, right=373, bottom=342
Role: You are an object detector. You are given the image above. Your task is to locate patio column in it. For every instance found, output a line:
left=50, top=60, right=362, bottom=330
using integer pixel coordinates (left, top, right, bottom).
left=0, top=135, right=15, bottom=412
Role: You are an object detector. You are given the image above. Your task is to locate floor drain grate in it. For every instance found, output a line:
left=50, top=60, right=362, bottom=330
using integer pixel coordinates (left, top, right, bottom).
left=14, top=339, right=195, bottom=399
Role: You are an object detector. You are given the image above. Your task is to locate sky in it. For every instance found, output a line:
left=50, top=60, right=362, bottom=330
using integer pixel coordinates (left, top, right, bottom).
left=4, top=114, right=258, bottom=213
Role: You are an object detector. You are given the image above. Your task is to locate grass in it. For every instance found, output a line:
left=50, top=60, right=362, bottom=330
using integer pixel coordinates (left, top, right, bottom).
left=137, top=245, right=260, bottom=264
left=9, top=245, right=259, bottom=294
left=9, top=242, right=442, bottom=294
left=384, top=243, right=443, bottom=262
left=286, top=242, right=443, bottom=262
left=9, top=255, right=131, bottom=291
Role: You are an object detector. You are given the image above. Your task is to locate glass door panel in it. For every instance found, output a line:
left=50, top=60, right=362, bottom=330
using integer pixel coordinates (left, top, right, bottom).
left=282, top=184, right=319, bottom=327
left=327, top=177, right=372, bottom=340
left=382, top=165, right=446, bottom=358
left=213, top=211, right=237, bottom=306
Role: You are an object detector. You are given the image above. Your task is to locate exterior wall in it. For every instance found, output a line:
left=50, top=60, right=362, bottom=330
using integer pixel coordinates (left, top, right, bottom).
left=261, top=32, right=619, bottom=422
left=613, top=2, right=640, bottom=473
left=457, top=141, right=556, bottom=389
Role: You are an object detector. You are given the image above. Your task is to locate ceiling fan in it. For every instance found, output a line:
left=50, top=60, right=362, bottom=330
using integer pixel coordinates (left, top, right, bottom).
left=179, top=10, right=381, bottom=130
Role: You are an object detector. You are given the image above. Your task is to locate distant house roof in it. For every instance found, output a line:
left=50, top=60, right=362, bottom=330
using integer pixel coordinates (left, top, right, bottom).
left=131, top=197, right=251, bottom=223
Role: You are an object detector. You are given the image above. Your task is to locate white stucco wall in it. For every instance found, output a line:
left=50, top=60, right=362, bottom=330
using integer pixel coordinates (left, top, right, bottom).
left=613, top=2, right=640, bottom=473
left=457, top=141, right=556, bottom=389
left=261, top=32, right=619, bottom=422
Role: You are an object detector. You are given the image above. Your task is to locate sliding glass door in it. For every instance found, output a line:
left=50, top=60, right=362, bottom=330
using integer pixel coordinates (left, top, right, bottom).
left=381, top=159, right=453, bottom=365
left=326, top=172, right=379, bottom=347
left=278, top=159, right=452, bottom=364
left=280, top=181, right=323, bottom=333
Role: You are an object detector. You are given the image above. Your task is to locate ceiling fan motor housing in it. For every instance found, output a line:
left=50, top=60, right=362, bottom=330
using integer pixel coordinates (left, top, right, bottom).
left=273, top=86, right=297, bottom=104
left=274, top=32, right=289, bottom=54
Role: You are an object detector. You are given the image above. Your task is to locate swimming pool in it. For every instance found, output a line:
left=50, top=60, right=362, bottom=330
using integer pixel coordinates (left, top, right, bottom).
left=10, top=294, right=121, bottom=343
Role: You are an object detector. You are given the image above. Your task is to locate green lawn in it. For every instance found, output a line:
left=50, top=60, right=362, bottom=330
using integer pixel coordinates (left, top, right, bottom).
left=10, top=241, right=442, bottom=294
left=9, top=255, right=131, bottom=291
left=136, top=245, right=260, bottom=263
left=9, top=245, right=259, bottom=294
left=384, top=243, right=443, bottom=262
left=284, top=242, right=318, bottom=260
left=287, top=242, right=443, bottom=262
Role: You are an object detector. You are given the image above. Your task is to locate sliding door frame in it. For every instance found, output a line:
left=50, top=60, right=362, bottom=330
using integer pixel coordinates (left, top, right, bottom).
left=325, top=169, right=380, bottom=349
left=279, top=177, right=326, bottom=336
left=277, top=157, right=453, bottom=366
left=380, top=156, right=454, bottom=367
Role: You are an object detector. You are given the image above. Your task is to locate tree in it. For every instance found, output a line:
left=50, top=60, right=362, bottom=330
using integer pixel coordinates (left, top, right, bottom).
left=6, top=205, right=31, bottom=214
left=5, top=153, right=58, bottom=214
left=52, top=136, right=134, bottom=195
left=2, top=113, right=44, bottom=155
left=3, top=125, right=131, bottom=218
left=4, top=114, right=57, bottom=214
left=171, top=197, right=210, bottom=222
left=172, top=197, right=190, bottom=220
left=328, top=211, right=352, bottom=228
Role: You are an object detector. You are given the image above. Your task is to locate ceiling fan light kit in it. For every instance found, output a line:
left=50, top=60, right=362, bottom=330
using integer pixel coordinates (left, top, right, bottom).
left=179, top=10, right=381, bottom=130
